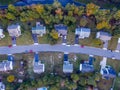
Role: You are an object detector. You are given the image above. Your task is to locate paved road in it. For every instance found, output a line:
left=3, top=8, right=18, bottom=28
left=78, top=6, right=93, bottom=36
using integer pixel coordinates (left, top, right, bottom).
left=0, top=44, right=120, bottom=60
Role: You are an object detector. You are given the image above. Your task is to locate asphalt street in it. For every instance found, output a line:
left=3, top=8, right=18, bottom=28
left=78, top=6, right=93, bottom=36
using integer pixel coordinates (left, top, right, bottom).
left=0, top=44, right=120, bottom=60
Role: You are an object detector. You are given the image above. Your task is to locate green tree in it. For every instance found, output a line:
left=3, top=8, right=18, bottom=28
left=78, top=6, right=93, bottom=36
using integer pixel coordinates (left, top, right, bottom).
left=6, top=12, right=16, bottom=20
left=71, top=74, right=79, bottom=83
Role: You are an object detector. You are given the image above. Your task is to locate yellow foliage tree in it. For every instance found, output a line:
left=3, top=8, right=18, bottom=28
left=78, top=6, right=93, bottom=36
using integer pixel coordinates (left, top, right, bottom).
left=96, top=21, right=111, bottom=30
left=114, top=10, right=120, bottom=20
left=86, top=3, right=99, bottom=16
left=31, top=4, right=44, bottom=14
left=50, top=30, right=59, bottom=40
left=7, top=75, right=15, bottom=83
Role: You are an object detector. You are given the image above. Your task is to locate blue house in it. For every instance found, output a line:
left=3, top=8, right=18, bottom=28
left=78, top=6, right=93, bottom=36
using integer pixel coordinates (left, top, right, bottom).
left=32, top=22, right=46, bottom=37
left=63, top=54, right=73, bottom=73
left=54, top=24, right=68, bottom=36
left=33, top=52, right=45, bottom=74
left=79, top=55, right=94, bottom=73
left=100, top=65, right=116, bottom=79
left=75, top=27, right=91, bottom=39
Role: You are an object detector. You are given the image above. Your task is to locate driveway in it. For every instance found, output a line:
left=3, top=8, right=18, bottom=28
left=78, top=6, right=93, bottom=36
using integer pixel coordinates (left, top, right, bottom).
left=32, top=34, right=38, bottom=44
left=74, top=35, right=79, bottom=44
left=62, top=35, right=67, bottom=44
left=103, top=41, right=108, bottom=50
left=116, top=38, right=120, bottom=51
left=11, top=37, right=16, bottom=46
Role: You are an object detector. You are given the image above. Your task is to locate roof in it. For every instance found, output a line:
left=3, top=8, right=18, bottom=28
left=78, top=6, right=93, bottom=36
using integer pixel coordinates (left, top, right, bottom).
left=75, top=27, right=91, bottom=33
left=54, top=24, right=67, bottom=31
left=8, top=55, right=14, bottom=61
left=97, top=31, right=111, bottom=41
left=101, top=65, right=116, bottom=78
left=0, top=82, right=5, bottom=90
left=7, top=24, right=20, bottom=30
left=80, top=64, right=94, bottom=73
left=32, top=26, right=46, bottom=31
left=37, top=87, right=47, bottom=90
left=0, top=29, right=3, bottom=36
left=63, top=61, right=73, bottom=73
left=88, top=56, right=94, bottom=65
left=33, top=62, right=45, bottom=73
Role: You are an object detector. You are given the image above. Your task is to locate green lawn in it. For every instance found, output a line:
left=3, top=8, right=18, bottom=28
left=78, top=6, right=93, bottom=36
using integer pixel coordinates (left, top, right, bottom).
left=108, top=37, right=118, bottom=50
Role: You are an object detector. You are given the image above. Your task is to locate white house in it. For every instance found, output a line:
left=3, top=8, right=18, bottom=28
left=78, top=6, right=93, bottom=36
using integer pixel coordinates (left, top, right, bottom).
left=7, top=24, right=21, bottom=37
left=75, top=27, right=91, bottom=39
left=0, top=81, right=5, bottom=90
left=32, top=22, right=46, bottom=37
left=0, top=55, right=14, bottom=72
left=63, top=54, right=73, bottom=73
left=96, top=31, right=111, bottom=41
left=33, top=53, right=45, bottom=74
left=0, top=29, right=5, bottom=39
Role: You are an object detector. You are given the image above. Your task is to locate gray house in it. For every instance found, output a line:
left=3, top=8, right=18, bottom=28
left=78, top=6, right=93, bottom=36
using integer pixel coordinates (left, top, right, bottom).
left=0, top=81, right=5, bottom=90
left=80, top=55, right=94, bottom=73
left=54, top=24, right=68, bottom=37
left=0, top=28, right=5, bottom=39
left=32, top=22, right=46, bottom=37
left=7, top=24, right=21, bottom=37
left=100, top=65, right=116, bottom=79
left=96, top=31, right=112, bottom=41
left=75, top=27, right=91, bottom=39
left=63, top=54, right=73, bottom=73
left=33, top=53, right=45, bottom=74
left=0, top=55, right=14, bottom=72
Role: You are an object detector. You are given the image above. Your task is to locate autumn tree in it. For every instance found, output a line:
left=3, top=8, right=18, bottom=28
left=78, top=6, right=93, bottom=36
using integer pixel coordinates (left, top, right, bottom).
left=114, top=10, right=120, bottom=20
left=50, top=30, right=59, bottom=40
left=6, top=12, right=16, bottom=20
left=86, top=3, right=100, bottom=16
left=7, top=75, right=15, bottom=83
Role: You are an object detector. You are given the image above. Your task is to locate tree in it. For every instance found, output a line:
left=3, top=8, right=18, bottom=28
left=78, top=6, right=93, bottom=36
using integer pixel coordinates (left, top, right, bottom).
left=86, top=3, right=100, bottom=16
left=6, top=13, right=16, bottom=20
left=50, top=30, right=59, bottom=40
left=80, top=18, right=88, bottom=27
left=87, top=77, right=97, bottom=87
left=78, top=77, right=87, bottom=86
left=71, top=74, right=79, bottom=83
left=114, top=10, right=120, bottom=20
left=7, top=75, right=15, bottom=83
left=8, top=4, right=18, bottom=15
left=52, top=0, right=61, bottom=8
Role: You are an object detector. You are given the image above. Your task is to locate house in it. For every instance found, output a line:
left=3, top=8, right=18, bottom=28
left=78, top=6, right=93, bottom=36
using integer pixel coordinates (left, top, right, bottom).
left=0, top=28, right=5, bottom=39
left=0, top=81, right=5, bottom=90
left=80, top=56, right=94, bottom=73
left=100, top=65, right=116, bottom=79
left=96, top=31, right=111, bottom=41
left=54, top=24, right=68, bottom=36
left=33, top=53, right=45, bottom=74
left=32, top=22, right=46, bottom=37
left=37, top=87, right=47, bottom=90
left=63, top=54, right=73, bottom=73
left=0, top=55, right=14, bottom=72
left=75, top=27, right=91, bottom=39
left=7, top=24, right=21, bottom=37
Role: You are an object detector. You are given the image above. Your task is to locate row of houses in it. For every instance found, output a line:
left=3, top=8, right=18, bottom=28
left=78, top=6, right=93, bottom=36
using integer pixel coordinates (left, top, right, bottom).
left=0, top=23, right=112, bottom=42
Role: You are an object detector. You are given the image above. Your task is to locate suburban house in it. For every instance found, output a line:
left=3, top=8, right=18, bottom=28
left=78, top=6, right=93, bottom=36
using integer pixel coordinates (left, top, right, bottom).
left=96, top=31, right=112, bottom=41
left=54, top=24, right=68, bottom=37
left=63, top=54, right=73, bottom=73
left=32, top=22, right=46, bottom=37
left=80, top=55, right=94, bottom=73
left=0, top=81, right=5, bottom=90
left=37, top=87, right=47, bottom=90
left=7, top=24, right=21, bottom=37
left=75, top=27, right=91, bottom=39
left=33, top=53, right=45, bottom=74
left=100, top=65, right=116, bottom=79
left=0, top=28, right=5, bottom=39
left=0, top=55, right=14, bottom=72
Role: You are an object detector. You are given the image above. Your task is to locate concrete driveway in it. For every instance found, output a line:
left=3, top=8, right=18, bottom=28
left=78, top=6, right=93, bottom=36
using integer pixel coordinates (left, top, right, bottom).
left=62, top=35, right=67, bottom=45
left=103, top=41, right=108, bottom=50
left=11, top=37, right=16, bottom=46
left=32, top=34, right=38, bottom=44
